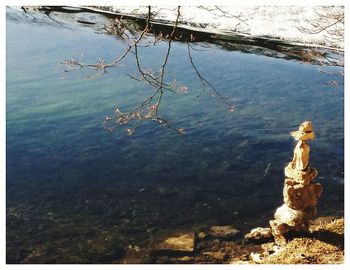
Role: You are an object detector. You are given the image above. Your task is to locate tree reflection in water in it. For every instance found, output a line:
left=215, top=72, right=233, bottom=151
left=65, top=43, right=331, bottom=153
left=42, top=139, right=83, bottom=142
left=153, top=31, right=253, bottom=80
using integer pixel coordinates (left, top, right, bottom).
left=23, top=5, right=343, bottom=134
left=62, top=6, right=235, bottom=135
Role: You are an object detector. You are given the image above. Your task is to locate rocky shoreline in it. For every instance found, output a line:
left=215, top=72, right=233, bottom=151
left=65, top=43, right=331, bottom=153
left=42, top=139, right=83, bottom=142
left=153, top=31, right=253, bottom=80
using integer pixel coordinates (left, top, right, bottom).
left=117, top=216, right=343, bottom=264
left=6, top=7, right=344, bottom=265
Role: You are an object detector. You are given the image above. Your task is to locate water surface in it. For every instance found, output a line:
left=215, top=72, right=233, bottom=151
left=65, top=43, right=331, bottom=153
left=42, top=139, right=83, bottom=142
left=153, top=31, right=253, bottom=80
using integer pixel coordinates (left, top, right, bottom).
left=6, top=7, right=344, bottom=263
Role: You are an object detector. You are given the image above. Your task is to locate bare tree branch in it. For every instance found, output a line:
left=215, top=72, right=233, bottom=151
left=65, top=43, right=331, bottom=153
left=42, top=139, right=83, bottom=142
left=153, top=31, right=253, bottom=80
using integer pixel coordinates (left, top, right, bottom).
left=186, top=43, right=235, bottom=112
left=298, top=6, right=344, bottom=46
left=63, top=6, right=235, bottom=135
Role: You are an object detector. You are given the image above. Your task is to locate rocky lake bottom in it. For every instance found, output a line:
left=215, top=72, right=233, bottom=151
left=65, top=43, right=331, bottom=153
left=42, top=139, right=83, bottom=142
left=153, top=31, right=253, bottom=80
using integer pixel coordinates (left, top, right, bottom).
left=6, top=7, right=344, bottom=263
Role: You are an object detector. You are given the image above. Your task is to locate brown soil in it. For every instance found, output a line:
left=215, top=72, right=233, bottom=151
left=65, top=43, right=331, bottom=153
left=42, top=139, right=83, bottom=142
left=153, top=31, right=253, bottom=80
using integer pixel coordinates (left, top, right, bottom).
left=134, top=217, right=344, bottom=264
left=259, top=218, right=344, bottom=264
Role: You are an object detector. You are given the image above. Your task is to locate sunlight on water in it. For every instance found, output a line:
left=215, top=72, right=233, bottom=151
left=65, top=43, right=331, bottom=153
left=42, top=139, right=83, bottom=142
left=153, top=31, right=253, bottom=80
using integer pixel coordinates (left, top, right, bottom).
left=6, top=7, right=343, bottom=263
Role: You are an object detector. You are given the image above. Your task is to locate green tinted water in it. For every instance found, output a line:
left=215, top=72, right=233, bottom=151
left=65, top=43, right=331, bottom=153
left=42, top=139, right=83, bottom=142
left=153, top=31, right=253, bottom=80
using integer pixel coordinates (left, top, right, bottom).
left=6, top=7, right=343, bottom=263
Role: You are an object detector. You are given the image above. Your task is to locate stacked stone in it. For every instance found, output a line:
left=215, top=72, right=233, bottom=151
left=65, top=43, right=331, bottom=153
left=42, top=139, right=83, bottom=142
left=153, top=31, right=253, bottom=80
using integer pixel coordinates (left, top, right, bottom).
left=269, top=121, right=323, bottom=245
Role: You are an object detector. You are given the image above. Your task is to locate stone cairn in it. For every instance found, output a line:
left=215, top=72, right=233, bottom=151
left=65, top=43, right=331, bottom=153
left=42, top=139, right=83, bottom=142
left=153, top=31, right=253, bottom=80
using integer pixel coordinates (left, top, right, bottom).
left=269, top=121, right=323, bottom=245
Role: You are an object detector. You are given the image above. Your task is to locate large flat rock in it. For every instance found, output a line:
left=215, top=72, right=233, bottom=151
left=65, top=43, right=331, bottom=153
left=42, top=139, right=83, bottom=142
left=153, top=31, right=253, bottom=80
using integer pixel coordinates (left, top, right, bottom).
left=152, top=232, right=195, bottom=257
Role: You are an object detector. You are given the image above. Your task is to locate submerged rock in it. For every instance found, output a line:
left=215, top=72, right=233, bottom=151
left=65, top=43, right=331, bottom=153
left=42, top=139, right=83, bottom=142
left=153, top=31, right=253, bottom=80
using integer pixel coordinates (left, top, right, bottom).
left=152, top=232, right=195, bottom=257
left=197, top=232, right=208, bottom=240
left=208, top=226, right=241, bottom=239
left=203, top=251, right=227, bottom=261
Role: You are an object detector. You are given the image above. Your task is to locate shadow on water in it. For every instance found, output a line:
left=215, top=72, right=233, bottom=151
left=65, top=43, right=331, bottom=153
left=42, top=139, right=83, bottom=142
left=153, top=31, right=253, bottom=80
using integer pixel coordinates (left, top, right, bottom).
left=23, top=5, right=344, bottom=66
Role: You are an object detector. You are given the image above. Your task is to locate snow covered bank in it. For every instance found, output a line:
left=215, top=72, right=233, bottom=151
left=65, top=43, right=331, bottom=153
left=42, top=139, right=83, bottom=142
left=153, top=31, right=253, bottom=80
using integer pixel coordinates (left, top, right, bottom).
left=103, top=6, right=343, bottom=49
